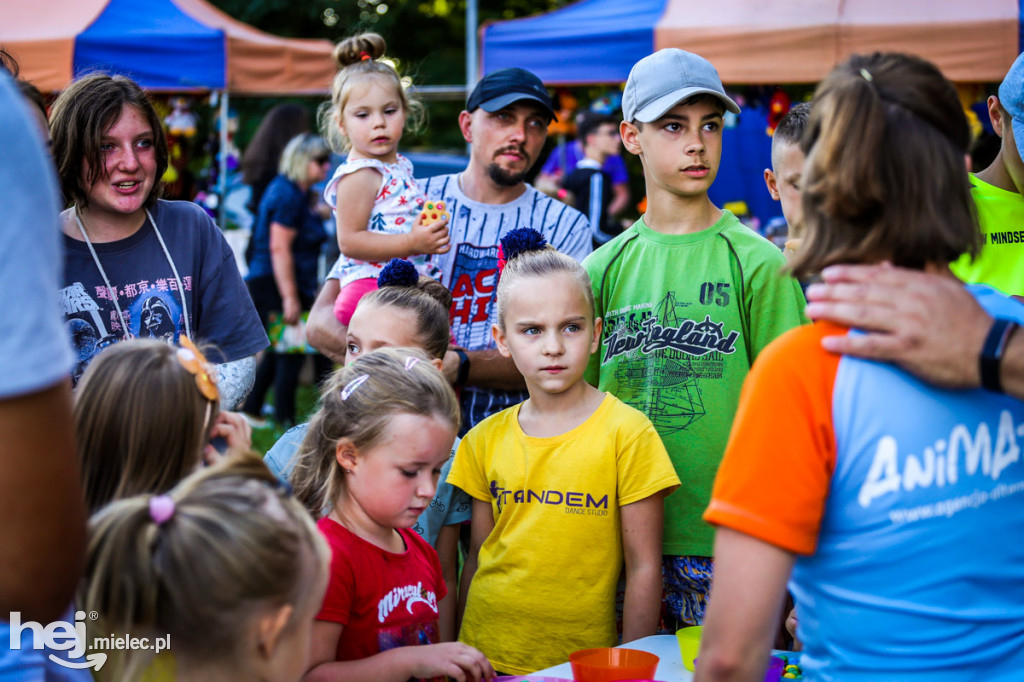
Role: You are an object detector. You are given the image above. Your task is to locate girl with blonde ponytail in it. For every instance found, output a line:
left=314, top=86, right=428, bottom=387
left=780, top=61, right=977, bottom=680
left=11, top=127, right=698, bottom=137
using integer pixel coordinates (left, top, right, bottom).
left=82, top=455, right=329, bottom=682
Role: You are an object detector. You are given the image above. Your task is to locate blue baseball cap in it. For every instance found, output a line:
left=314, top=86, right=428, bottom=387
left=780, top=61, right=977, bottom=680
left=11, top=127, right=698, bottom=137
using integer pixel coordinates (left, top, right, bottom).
left=999, top=52, right=1024, bottom=160
left=466, top=68, right=557, bottom=121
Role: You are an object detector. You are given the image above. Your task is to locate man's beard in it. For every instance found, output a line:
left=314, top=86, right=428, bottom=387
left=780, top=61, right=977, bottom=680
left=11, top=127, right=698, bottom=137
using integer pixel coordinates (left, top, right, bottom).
left=486, top=162, right=529, bottom=187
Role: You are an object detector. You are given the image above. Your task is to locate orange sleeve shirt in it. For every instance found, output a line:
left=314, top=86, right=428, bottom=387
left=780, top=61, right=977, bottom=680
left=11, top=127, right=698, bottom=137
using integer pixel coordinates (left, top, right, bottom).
left=704, top=322, right=843, bottom=555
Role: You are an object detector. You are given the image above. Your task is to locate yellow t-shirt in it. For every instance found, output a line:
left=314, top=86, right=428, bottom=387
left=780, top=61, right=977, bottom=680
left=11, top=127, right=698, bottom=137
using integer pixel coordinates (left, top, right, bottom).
left=951, top=174, right=1024, bottom=297
left=448, top=393, right=680, bottom=674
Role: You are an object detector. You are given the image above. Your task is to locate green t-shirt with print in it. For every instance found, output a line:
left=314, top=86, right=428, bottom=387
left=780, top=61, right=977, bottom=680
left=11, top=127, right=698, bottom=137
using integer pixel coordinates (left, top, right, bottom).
left=951, top=173, right=1024, bottom=297
left=584, top=210, right=807, bottom=556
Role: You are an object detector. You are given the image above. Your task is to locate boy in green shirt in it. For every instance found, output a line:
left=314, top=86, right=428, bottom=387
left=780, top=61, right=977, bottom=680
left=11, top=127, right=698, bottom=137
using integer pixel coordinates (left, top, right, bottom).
left=951, top=51, right=1024, bottom=299
left=583, top=48, right=807, bottom=629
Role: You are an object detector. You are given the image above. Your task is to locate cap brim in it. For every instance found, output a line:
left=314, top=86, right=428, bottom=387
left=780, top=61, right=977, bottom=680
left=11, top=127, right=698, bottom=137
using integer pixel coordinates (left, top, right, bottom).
left=632, top=87, right=740, bottom=123
left=478, top=92, right=557, bottom=121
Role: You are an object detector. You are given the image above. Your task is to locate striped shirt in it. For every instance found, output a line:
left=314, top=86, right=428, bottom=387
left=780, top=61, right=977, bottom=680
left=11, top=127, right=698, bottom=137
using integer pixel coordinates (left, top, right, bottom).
left=421, top=174, right=590, bottom=431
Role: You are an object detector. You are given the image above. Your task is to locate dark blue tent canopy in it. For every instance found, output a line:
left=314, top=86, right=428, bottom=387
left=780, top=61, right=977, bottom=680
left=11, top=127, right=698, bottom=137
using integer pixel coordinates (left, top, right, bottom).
left=74, top=0, right=225, bottom=89
left=482, top=0, right=667, bottom=85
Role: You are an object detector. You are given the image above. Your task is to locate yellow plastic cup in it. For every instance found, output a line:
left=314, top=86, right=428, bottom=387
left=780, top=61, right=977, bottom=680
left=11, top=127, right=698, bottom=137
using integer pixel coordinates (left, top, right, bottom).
left=676, top=625, right=703, bottom=672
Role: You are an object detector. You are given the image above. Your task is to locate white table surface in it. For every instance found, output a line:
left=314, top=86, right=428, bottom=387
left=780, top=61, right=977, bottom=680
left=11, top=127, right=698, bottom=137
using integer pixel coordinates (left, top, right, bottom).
left=531, top=634, right=694, bottom=681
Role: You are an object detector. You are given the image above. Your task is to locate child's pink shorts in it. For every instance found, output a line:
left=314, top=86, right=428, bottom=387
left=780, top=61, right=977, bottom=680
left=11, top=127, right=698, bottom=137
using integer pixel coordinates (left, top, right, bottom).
left=333, top=278, right=379, bottom=326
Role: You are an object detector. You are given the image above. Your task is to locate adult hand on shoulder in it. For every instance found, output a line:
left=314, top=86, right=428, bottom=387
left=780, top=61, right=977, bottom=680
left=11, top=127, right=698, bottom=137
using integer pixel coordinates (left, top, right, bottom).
left=203, top=410, right=253, bottom=465
left=803, top=262, right=990, bottom=388
left=411, top=642, right=494, bottom=682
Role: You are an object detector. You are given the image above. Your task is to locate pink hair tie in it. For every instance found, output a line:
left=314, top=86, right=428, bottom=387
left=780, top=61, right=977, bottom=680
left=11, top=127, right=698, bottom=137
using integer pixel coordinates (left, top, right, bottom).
left=359, top=51, right=371, bottom=61
left=149, top=495, right=176, bottom=526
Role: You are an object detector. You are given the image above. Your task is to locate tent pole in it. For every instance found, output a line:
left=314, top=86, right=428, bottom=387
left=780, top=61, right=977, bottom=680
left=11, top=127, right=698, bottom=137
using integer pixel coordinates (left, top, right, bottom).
left=218, top=90, right=229, bottom=230
left=466, top=0, right=477, bottom=88
left=465, top=0, right=477, bottom=155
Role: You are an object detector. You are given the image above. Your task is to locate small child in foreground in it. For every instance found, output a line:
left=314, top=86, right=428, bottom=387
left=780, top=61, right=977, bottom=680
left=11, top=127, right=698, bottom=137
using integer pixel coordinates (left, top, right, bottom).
left=82, top=455, right=329, bottom=682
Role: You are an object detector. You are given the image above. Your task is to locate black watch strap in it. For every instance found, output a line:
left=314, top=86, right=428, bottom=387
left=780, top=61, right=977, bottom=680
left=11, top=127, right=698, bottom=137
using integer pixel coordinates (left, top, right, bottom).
left=980, top=318, right=1019, bottom=393
left=454, top=348, right=471, bottom=386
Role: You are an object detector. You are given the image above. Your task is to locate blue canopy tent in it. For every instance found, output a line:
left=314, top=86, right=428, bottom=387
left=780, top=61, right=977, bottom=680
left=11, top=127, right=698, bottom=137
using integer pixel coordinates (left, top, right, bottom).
left=481, top=0, right=665, bottom=85
left=72, top=0, right=226, bottom=90
left=3, top=0, right=336, bottom=226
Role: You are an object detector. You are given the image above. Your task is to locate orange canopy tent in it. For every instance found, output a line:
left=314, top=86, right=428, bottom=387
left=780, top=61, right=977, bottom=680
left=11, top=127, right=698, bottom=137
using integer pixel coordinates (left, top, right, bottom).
left=1, top=0, right=335, bottom=94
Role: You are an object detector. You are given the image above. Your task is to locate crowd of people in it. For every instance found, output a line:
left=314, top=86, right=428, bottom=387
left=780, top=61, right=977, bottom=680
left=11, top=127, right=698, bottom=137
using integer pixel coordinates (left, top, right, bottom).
left=2, top=25, right=1024, bottom=682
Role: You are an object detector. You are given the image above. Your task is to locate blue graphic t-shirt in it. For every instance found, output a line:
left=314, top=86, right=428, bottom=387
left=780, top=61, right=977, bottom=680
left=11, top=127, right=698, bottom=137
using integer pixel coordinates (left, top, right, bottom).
left=60, top=200, right=267, bottom=382
left=707, top=285, right=1024, bottom=681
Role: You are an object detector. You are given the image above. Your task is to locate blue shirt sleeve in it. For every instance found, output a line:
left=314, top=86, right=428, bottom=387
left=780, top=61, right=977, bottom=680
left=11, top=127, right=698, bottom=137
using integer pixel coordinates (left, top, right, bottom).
left=0, top=74, right=72, bottom=398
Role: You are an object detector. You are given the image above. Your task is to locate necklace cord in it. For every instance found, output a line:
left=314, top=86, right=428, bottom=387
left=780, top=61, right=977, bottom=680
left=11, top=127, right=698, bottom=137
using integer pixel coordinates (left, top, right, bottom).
left=73, top=206, right=191, bottom=341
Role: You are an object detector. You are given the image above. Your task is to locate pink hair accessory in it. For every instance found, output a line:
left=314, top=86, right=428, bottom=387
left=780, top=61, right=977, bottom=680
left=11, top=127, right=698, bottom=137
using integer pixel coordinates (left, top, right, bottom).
left=341, top=374, right=369, bottom=400
left=496, top=244, right=508, bottom=277
left=359, top=51, right=371, bottom=61
left=149, top=495, right=176, bottom=525
left=404, top=356, right=421, bottom=371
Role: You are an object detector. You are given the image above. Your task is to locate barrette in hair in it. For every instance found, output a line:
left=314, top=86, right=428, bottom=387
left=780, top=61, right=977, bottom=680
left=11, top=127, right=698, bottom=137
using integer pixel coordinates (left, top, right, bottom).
left=360, top=51, right=372, bottom=61
left=177, top=337, right=219, bottom=402
left=860, top=68, right=873, bottom=82
left=341, top=374, right=370, bottom=400
left=404, top=356, right=421, bottom=371
left=378, top=258, right=419, bottom=288
left=149, top=495, right=176, bottom=525
left=497, top=228, right=548, bottom=276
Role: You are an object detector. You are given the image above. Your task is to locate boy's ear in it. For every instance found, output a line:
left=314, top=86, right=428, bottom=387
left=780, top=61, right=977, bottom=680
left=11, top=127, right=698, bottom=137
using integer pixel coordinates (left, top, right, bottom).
left=492, top=324, right=512, bottom=358
left=335, top=438, right=359, bottom=473
left=987, top=95, right=1005, bottom=138
left=620, top=120, right=643, bottom=156
left=458, top=110, right=474, bottom=144
left=430, top=357, right=444, bottom=372
left=764, top=169, right=781, bottom=200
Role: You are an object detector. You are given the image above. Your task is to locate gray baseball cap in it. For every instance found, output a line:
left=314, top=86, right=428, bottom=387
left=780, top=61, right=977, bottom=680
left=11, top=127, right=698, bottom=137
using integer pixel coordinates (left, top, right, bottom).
left=622, top=49, right=740, bottom=123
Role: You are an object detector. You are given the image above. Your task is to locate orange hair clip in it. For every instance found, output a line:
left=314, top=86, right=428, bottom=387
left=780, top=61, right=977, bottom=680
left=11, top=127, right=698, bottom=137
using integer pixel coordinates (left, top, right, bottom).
left=176, top=337, right=220, bottom=402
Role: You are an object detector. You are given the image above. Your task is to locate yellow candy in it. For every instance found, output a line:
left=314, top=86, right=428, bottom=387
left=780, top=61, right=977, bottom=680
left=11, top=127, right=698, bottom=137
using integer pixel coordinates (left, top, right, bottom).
left=783, top=674, right=798, bottom=679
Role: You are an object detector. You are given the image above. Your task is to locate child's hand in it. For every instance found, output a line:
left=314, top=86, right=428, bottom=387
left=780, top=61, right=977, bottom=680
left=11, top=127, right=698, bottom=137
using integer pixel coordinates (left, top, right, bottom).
left=411, top=642, right=494, bottom=682
left=203, top=411, right=252, bottom=466
left=785, top=606, right=802, bottom=651
left=409, top=216, right=451, bottom=255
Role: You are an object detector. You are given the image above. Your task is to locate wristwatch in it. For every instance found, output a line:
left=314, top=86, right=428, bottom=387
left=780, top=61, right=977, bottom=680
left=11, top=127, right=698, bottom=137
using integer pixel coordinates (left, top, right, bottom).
left=453, top=348, right=471, bottom=386
left=980, top=318, right=1019, bottom=393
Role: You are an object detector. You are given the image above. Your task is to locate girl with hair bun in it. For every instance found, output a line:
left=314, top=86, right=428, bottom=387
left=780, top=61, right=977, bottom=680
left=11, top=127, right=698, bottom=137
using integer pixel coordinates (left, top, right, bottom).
left=318, top=32, right=449, bottom=336
left=698, top=53, right=1024, bottom=681
left=81, top=454, right=330, bottom=682
left=449, top=228, right=679, bottom=674
left=293, top=348, right=493, bottom=682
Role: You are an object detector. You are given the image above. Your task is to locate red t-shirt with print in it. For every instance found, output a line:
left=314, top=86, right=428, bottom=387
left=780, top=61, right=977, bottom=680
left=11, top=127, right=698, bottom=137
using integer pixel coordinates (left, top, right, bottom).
left=316, top=517, right=447, bottom=662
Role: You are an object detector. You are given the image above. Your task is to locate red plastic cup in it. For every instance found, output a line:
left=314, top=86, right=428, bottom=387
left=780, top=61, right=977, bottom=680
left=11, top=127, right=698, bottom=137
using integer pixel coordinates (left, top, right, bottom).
left=568, top=648, right=659, bottom=682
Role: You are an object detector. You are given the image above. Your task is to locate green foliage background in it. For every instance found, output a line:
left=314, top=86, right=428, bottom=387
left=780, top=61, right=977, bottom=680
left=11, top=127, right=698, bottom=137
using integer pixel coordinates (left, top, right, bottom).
left=209, top=0, right=570, bottom=150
